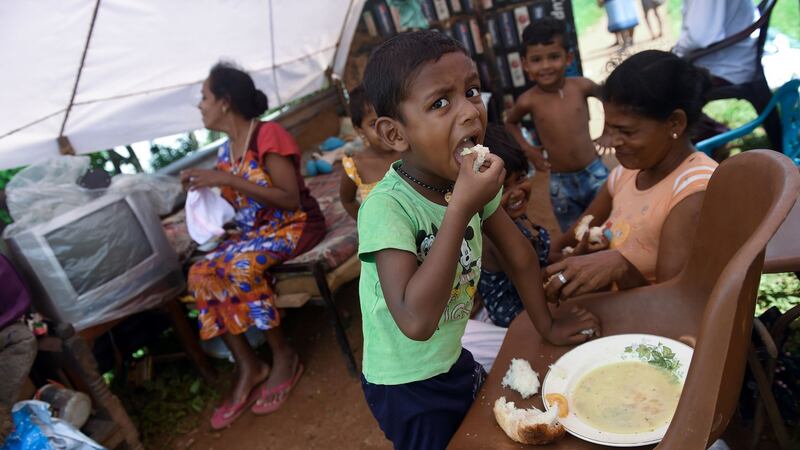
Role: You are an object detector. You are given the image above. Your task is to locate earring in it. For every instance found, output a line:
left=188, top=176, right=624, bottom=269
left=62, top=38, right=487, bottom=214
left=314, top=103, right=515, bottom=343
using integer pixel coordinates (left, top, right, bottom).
left=222, top=107, right=228, bottom=114
left=671, top=132, right=678, bottom=139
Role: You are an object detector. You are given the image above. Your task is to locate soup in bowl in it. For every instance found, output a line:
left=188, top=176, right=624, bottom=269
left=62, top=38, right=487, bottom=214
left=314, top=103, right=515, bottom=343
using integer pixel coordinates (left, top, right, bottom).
left=571, top=361, right=683, bottom=434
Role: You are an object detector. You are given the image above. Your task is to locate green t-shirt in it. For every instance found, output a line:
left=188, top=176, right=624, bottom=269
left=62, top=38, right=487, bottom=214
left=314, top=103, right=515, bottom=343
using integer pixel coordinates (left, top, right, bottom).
left=358, top=162, right=502, bottom=385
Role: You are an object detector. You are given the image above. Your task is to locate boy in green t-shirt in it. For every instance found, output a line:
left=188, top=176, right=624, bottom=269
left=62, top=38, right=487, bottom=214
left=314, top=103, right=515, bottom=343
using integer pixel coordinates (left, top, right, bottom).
left=358, top=30, right=600, bottom=450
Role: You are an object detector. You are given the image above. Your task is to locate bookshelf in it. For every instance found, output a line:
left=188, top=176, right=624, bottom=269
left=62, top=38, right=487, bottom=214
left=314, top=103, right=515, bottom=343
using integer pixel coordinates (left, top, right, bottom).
left=355, top=0, right=582, bottom=123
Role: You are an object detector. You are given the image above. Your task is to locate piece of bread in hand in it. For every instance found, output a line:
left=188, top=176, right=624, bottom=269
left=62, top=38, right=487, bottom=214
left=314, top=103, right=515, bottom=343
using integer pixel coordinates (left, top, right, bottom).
left=460, top=144, right=490, bottom=173
left=501, top=358, right=540, bottom=399
left=574, top=214, right=604, bottom=245
left=494, top=396, right=566, bottom=445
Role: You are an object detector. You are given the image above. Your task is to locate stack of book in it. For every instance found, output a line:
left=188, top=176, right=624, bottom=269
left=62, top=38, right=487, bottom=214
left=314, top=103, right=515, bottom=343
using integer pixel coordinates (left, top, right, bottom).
left=357, top=0, right=582, bottom=118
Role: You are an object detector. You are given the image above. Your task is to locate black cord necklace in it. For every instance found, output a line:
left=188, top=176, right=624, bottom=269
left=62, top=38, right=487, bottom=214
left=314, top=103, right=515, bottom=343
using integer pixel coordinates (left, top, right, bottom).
left=396, top=163, right=454, bottom=203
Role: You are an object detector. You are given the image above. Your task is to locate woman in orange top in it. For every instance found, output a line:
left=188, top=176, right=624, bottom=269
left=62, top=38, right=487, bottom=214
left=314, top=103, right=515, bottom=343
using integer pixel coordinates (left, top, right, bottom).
left=339, top=85, right=401, bottom=219
left=545, top=50, right=717, bottom=301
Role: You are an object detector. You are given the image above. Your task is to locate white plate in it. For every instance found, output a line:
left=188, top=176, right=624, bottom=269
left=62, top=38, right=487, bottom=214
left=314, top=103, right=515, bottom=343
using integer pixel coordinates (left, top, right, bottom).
left=541, top=334, right=693, bottom=447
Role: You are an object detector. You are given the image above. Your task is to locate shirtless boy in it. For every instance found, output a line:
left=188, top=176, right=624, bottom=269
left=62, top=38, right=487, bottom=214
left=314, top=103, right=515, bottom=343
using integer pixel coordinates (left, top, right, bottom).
left=506, top=17, right=608, bottom=231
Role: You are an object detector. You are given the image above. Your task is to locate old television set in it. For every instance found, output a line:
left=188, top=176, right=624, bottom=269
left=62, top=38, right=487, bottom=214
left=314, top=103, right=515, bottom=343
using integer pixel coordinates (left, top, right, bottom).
left=5, top=191, right=184, bottom=331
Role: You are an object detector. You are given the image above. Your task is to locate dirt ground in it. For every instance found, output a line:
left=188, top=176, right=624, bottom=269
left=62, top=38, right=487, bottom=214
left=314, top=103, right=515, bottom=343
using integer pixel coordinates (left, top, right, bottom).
left=170, top=280, right=389, bottom=450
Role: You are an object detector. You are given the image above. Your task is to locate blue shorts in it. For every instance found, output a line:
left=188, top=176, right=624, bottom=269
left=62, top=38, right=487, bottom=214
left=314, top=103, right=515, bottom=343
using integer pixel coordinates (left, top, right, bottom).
left=361, top=348, right=485, bottom=450
left=550, top=158, right=609, bottom=231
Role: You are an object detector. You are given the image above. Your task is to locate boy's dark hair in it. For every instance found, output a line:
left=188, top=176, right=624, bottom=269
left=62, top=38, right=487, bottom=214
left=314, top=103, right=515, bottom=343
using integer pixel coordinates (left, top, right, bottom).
left=363, top=30, right=468, bottom=121
left=483, top=123, right=527, bottom=175
left=208, top=62, right=268, bottom=120
left=602, top=50, right=712, bottom=128
left=348, top=85, right=372, bottom=127
left=520, top=18, right=568, bottom=54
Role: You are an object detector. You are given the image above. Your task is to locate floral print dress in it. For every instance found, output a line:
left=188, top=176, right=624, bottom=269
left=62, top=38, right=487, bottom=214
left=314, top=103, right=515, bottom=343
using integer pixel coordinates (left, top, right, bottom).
left=188, top=122, right=325, bottom=340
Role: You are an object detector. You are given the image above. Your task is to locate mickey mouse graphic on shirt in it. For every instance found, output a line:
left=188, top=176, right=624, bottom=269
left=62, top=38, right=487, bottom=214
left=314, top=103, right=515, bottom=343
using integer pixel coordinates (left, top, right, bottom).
left=415, top=224, right=480, bottom=325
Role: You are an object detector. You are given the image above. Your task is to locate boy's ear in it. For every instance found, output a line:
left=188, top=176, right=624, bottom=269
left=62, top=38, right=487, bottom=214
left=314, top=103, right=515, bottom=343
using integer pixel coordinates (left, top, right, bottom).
left=375, top=117, right=410, bottom=153
left=565, top=50, right=575, bottom=67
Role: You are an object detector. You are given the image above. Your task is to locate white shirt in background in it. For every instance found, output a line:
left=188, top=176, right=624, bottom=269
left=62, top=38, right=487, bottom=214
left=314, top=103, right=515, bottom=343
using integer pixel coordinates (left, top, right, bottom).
left=673, top=0, right=759, bottom=85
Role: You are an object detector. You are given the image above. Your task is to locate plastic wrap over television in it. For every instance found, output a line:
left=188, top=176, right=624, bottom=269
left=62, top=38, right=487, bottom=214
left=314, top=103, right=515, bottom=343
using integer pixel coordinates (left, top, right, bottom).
left=4, top=190, right=184, bottom=331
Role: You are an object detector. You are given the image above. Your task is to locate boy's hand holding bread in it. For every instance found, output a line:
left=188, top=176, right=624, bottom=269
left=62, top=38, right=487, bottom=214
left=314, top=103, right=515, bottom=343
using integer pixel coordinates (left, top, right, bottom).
left=449, top=148, right=505, bottom=218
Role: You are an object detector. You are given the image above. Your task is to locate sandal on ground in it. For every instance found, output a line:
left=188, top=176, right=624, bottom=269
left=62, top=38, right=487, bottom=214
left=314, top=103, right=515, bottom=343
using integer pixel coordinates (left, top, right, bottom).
left=210, top=377, right=267, bottom=430
left=251, top=362, right=304, bottom=415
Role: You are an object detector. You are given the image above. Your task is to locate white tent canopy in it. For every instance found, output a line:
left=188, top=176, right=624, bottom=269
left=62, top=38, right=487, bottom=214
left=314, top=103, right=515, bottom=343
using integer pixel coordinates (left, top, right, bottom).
left=0, top=0, right=364, bottom=170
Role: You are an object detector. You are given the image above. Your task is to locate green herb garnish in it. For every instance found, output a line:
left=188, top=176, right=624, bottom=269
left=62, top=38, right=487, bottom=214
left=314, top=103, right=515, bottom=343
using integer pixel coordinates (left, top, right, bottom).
left=624, top=342, right=681, bottom=376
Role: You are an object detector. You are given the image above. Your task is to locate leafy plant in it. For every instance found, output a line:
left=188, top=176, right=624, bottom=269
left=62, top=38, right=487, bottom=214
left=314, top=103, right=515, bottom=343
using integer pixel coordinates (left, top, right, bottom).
left=0, top=166, right=24, bottom=224
left=757, top=273, right=800, bottom=316
left=624, top=342, right=682, bottom=376
left=148, top=131, right=222, bottom=171
left=115, top=363, right=220, bottom=447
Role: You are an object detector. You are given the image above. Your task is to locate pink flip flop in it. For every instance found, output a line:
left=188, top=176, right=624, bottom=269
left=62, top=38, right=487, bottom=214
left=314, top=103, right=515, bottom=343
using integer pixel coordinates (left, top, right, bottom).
left=251, top=362, right=304, bottom=415
left=209, top=379, right=265, bottom=430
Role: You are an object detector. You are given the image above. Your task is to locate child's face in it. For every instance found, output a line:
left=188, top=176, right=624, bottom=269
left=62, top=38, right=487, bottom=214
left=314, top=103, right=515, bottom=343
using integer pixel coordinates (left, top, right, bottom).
left=523, top=38, right=571, bottom=89
left=384, top=52, right=487, bottom=181
left=358, top=106, right=391, bottom=152
left=500, top=171, right=532, bottom=220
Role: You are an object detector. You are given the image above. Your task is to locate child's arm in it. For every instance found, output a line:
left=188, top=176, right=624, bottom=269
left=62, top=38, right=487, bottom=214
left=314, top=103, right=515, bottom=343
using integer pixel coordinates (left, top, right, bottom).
left=483, top=208, right=601, bottom=344
left=578, top=77, right=602, bottom=99
left=375, top=154, right=506, bottom=341
left=505, top=95, right=550, bottom=172
left=339, top=169, right=360, bottom=220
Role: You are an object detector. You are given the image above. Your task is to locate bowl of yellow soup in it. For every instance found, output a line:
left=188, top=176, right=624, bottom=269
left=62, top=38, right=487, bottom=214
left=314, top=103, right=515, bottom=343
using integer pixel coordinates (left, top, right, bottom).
left=541, top=334, right=693, bottom=447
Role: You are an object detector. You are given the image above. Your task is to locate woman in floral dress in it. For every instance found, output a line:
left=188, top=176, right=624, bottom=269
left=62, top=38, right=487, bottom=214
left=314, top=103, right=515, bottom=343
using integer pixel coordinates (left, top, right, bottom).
left=181, top=63, right=325, bottom=429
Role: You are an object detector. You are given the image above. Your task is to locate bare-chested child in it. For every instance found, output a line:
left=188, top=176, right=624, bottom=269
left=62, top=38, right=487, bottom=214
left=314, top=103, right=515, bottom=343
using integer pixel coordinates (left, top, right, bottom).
left=505, top=17, right=608, bottom=232
left=340, top=85, right=402, bottom=220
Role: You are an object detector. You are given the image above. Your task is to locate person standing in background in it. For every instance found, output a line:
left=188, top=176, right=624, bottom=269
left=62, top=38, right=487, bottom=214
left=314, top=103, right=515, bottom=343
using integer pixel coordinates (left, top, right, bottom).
left=598, top=0, right=639, bottom=49
left=672, top=0, right=757, bottom=88
left=641, top=0, right=665, bottom=40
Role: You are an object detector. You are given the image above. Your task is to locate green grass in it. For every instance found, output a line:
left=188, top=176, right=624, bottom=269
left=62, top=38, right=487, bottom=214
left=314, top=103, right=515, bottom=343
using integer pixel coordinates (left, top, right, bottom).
left=702, top=99, right=775, bottom=154
left=667, top=0, right=682, bottom=37
left=669, top=0, right=799, bottom=41
left=771, top=0, right=800, bottom=41
left=572, top=0, right=606, bottom=35
left=704, top=99, right=759, bottom=130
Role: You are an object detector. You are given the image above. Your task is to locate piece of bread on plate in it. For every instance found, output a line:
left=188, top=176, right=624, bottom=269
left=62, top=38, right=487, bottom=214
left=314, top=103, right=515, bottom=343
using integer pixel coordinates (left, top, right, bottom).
left=494, top=396, right=566, bottom=445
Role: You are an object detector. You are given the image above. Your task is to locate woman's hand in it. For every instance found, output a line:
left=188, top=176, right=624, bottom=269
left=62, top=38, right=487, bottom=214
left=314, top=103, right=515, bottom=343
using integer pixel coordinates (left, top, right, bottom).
left=545, top=305, right=602, bottom=345
left=543, top=250, right=629, bottom=302
left=570, top=231, right=610, bottom=256
left=548, top=230, right=608, bottom=263
left=180, top=168, right=235, bottom=190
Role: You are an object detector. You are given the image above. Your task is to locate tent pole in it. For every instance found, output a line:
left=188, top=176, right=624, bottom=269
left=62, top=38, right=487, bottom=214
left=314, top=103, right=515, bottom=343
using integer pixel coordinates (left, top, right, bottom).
left=57, top=0, right=102, bottom=143
left=57, top=136, right=76, bottom=156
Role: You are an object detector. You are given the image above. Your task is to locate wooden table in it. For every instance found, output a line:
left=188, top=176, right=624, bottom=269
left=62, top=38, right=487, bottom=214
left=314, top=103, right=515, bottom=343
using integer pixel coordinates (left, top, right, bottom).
left=449, top=313, right=657, bottom=450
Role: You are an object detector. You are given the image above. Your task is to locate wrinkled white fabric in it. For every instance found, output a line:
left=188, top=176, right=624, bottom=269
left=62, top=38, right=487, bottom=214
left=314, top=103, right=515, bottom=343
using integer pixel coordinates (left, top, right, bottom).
left=461, top=314, right=508, bottom=373
left=185, top=187, right=234, bottom=245
left=0, top=0, right=366, bottom=170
